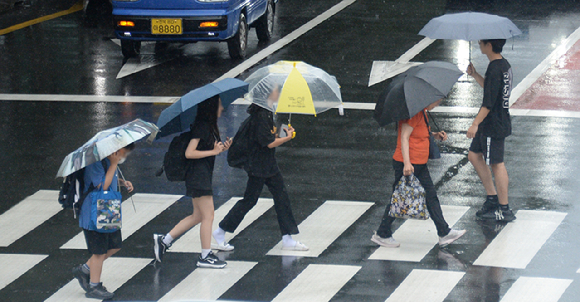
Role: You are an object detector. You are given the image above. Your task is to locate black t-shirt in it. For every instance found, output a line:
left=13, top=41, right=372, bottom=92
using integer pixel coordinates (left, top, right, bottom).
left=479, top=58, right=512, bottom=139
left=245, top=108, right=280, bottom=178
left=186, top=120, right=217, bottom=190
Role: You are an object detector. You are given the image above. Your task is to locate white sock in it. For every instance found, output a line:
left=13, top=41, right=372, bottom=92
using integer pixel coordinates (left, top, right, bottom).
left=282, top=235, right=296, bottom=247
left=212, top=228, right=226, bottom=244
left=163, top=233, right=174, bottom=245
left=201, top=249, right=211, bottom=258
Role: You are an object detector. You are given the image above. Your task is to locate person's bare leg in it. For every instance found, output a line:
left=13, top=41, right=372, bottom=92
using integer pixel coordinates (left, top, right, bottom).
left=168, top=199, right=202, bottom=239
left=468, top=151, right=497, bottom=195
left=87, top=254, right=106, bottom=284
left=194, top=196, right=214, bottom=251
left=491, top=163, right=509, bottom=205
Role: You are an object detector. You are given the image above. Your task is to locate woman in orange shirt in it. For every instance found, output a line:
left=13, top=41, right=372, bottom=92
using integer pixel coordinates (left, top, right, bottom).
left=371, top=100, right=466, bottom=248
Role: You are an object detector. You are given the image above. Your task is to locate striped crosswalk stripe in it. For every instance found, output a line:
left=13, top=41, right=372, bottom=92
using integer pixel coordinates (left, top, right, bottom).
left=499, top=277, right=573, bottom=302
left=384, top=269, right=465, bottom=302
left=0, top=254, right=48, bottom=291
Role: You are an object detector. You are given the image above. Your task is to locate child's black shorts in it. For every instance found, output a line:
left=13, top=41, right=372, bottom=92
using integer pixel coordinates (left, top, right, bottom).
left=83, top=229, right=122, bottom=255
left=469, top=133, right=505, bottom=165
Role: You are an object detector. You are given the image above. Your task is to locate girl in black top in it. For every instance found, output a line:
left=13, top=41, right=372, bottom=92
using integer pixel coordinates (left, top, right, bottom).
left=154, top=96, right=231, bottom=268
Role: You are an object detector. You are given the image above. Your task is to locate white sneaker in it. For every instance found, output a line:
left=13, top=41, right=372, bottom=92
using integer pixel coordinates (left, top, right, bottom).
left=439, top=229, right=466, bottom=247
left=282, top=241, right=309, bottom=251
left=371, top=232, right=400, bottom=248
left=211, top=241, right=234, bottom=251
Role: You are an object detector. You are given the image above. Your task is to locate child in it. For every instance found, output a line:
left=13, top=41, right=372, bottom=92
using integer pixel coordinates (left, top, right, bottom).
left=72, top=143, right=135, bottom=300
left=372, top=100, right=466, bottom=248
left=153, top=96, right=230, bottom=268
left=466, top=39, right=515, bottom=222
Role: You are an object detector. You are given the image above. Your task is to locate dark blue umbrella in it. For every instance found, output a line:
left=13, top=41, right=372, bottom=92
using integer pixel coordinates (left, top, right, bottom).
left=157, top=78, right=249, bottom=137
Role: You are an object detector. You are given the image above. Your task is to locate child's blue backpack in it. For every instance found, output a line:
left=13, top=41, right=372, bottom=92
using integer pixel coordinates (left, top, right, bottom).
left=58, top=162, right=105, bottom=218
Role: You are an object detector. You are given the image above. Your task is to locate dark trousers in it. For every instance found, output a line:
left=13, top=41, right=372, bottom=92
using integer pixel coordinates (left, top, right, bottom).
left=219, top=172, right=299, bottom=236
left=377, top=161, right=450, bottom=238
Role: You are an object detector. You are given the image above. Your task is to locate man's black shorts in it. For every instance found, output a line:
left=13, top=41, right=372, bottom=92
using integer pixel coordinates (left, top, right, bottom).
left=469, top=133, right=505, bottom=165
left=83, top=229, right=122, bottom=255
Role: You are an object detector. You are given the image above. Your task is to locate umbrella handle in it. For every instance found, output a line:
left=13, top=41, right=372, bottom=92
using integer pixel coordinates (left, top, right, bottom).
left=288, top=124, right=296, bottom=139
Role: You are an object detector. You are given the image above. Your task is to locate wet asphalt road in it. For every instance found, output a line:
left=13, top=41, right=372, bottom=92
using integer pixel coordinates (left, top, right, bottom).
left=2, top=0, right=580, bottom=301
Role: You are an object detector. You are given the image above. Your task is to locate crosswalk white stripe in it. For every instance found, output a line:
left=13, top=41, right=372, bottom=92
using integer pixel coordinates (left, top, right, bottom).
left=577, top=267, right=580, bottom=273
left=499, top=277, right=573, bottom=302
left=158, top=261, right=257, bottom=301
left=0, top=254, right=48, bottom=291
left=44, top=257, right=151, bottom=302
left=369, top=205, right=469, bottom=262
left=473, top=210, right=566, bottom=269
left=384, top=269, right=465, bottom=302
left=0, top=190, right=62, bottom=247
left=169, top=197, right=273, bottom=253
left=60, top=193, right=181, bottom=249
left=267, top=200, right=374, bottom=257
left=271, top=264, right=361, bottom=302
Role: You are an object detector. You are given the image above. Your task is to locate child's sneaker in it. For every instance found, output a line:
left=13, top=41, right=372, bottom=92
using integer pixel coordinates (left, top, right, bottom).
left=197, top=252, right=227, bottom=269
left=85, top=283, right=114, bottom=300
left=153, top=234, right=170, bottom=263
left=72, top=265, right=90, bottom=292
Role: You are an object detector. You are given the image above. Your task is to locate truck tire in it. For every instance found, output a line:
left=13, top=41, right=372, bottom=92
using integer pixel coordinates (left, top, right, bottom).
left=227, top=13, right=248, bottom=59
left=255, top=0, right=274, bottom=42
left=121, top=40, right=141, bottom=58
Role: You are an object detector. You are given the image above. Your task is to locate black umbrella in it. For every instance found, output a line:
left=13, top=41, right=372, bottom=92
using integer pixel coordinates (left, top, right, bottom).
left=374, top=61, right=463, bottom=126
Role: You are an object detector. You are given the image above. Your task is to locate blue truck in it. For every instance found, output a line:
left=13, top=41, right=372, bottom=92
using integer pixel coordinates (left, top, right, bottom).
left=111, top=0, right=276, bottom=59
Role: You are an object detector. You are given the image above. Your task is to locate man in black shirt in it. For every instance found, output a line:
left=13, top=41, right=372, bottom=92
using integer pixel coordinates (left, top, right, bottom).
left=466, top=39, right=515, bottom=222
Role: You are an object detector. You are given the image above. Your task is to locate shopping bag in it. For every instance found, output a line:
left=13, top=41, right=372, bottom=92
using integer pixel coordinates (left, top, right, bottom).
left=388, top=175, right=429, bottom=220
left=90, top=190, right=122, bottom=232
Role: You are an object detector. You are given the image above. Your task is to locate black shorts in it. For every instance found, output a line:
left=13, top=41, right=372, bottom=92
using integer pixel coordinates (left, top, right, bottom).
left=83, top=229, right=122, bottom=255
left=469, top=133, right=505, bottom=165
left=187, top=189, right=213, bottom=198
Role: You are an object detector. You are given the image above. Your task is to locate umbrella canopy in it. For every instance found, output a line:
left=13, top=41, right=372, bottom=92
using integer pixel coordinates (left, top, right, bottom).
left=244, top=61, right=342, bottom=116
left=57, top=119, right=158, bottom=178
left=156, top=78, right=248, bottom=137
left=419, top=12, right=522, bottom=41
left=374, top=61, right=463, bottom=126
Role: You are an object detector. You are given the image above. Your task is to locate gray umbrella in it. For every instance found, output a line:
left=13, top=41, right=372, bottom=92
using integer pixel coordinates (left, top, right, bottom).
left=419, top=12, right=522, bottom=41
left=374, top=61, right=463, bottom=126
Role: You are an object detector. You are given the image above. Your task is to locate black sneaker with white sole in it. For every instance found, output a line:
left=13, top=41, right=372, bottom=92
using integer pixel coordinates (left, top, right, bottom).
left=85, top=283, right=114, bottom=300
left=72, top=265, right=90, bottom=292
left=476, top=198, right=499, bottom=218
left=153, top=234, right=170, bottom=263
left=480, top=208, right=516, bottom=222
left=197, top=252, right=227, bottom=269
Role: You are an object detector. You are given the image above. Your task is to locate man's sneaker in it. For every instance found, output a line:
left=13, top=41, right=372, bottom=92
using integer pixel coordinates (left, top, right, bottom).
left=439, top=229, right=467, bottom=247
left=476, top=201, right=498, bottom=218
left=72, top=265, right=90, bottom=292
left=282, top=241, right=309, bottom=251
left=371, top=232, right=400, bottom=248
left=85, top=283, right=114, bottom=300
left=153, top=234, right=170, bottom=263
left=211, top=241, right=235, bottom=251
left=480, top=208, right=516, bottom=222
left=197, top=252, right=227, bottom=269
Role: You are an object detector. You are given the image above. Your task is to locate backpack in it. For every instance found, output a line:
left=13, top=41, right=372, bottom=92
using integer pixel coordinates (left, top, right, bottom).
left=157, top=131, right=192, bottom=181
left=58, top=161, right=106, bottom=218
left=227, top=116, right=253, bottom=169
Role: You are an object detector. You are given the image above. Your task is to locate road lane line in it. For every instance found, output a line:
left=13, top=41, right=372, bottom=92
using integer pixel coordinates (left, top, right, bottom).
left=214, top=0, right=357, bottom=82
left=369, top=205, right=469, bottom=262
left=271, top=264, right=361, bottom=302
left=158, top=261, right=257, bottom=301
left=0, top=93, right=179, bottom=103
left=0, top=190, right=62, bottom=247
left=0, top=1, right=83, bottom=36
left=44, top=257, right=150, bottom=302
left=0, top=254, right=48, bottom=291
left=169, top=197, right=274, bottom=253
left=267, top=200, right=374, bottom=257
left=499, top=277, right=572, bottom=302
left=473, top=210, right=566, bottom=269
left=60, top=193, right=181, bottom=250
left=384, top=269, right=464, bottom=302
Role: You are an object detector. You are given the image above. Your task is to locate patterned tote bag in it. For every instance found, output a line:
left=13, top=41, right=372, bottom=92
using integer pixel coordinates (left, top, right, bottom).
left=388, top=175, right=429, bottom=220
left=90, top=187, right=122, bottom=233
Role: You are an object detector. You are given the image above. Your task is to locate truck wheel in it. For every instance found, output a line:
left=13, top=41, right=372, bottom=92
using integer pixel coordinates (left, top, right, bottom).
left=227, top=13, right=248, bottom=59
left=121, top=40, right=141, bottom=58
left=256, top=1, right=274, bottom=42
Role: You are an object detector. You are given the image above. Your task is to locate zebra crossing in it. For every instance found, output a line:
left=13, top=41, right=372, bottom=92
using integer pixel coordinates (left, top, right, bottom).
left=0, top=190, right=577, bottom=301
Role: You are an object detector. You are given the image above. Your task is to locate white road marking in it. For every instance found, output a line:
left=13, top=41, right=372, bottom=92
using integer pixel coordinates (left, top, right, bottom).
left=116, top=55, right=176, bottom=79
left=158, top=261, right=257, bottom=302
left=169, top=197, right=274, bottom=253
left=0, top=190, right=62, bottom=247
left=384, top=269, right=465, bottom=302
left=267, top=200, right=374, bottom=257
left=0, top=254, right=48, bottom=291
left=499, top=277, right=573, bottom=302
left=510, top=25, right=580, bottom=106
left=474, top=210, right=566, bottom=269
left=0, top=93, right=179, bottom=103
left=60, top=193, right=181, bottom=249
left=369, top=205, right=469, bottom=262
left=44, top=257, right=150, bottom=302
left=271, top=264, right=361, bottom=302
